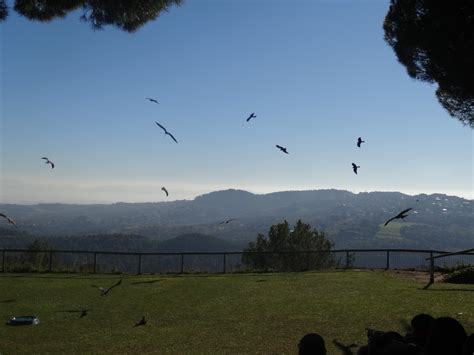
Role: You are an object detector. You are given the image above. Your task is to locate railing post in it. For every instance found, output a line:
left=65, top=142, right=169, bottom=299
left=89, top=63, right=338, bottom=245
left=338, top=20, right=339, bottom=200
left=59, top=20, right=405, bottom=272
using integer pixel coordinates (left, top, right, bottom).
left=49, top=250, right=53, bottom=272
left=137, top=254, right=142, bottom=275
left=385, top=250, right=390, bottom=270
left=180, top=254, right=184, bottom=274
left=429, top=252, right=434, bottom=284
left=2, top=250, right=5, bottom=272
left=345, top=251, right=350, bottom=269
left=93, top=252, right=97, bottom=274
left=223, top=253, right=226, bottom=274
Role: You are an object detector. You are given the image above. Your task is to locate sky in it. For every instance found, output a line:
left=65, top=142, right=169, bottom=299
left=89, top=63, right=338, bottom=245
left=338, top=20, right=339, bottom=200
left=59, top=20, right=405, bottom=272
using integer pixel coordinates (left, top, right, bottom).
left=1, top=0, right=473, bottom=204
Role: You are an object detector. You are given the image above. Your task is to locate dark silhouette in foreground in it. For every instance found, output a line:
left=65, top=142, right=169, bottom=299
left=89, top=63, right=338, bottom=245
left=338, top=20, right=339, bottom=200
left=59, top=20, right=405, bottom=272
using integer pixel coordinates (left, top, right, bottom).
left=134, top=316, right=147, bottom=327
left=0, top=213, right=16, bottom=226
left=299, top=333, right=326, bottom=355
left=246, top=113, right=256, bottom=122
left=92, top=279, right=122, bottom=296
left=155, top=121, right=178, bottom=144
left=384, top=208, right=413, bottom=226
left=41, top=157, right=55, bottom=169
left=352, top=163, right=360, bottom=175
left=305, top=314, right=472, bottom=355
left=357, top=137, right=365, bottom=148
left=276, top=145, right=289, bottom=154
left=404, top=313, right=434, bottom=349
left=426, top=317, right=467, bottom=355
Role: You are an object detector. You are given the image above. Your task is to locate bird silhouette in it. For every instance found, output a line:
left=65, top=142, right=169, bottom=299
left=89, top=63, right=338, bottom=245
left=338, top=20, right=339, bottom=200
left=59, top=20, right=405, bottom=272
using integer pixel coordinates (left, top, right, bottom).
left=219, top=218, right=235, bottom=225
left=276, top=145, right=289, bottom=154
left=357, top=137, right=365, bottom=148
left=133, top=316, right=147, bottom=327
left=384, top=208, right=413, bottom=226
left=161, top=186, right=169, bottom=197
left=0, top=213, right=16, bottom=226
left=92, top=279, right=122, bottom=296
left=155, top=122, right=178, bottom=144
left=146, top=98, right=159, bottom=104
left=41, top=157, right=55, bottom=169
left=352, top=163, right=360, bottom=174
left=246, top=113, right=256, bottom=122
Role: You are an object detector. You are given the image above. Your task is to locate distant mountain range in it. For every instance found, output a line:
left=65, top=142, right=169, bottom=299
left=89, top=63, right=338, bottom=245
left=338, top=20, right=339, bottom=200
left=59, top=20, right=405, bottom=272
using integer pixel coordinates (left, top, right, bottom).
left=0, top=189, right=472, bottom=251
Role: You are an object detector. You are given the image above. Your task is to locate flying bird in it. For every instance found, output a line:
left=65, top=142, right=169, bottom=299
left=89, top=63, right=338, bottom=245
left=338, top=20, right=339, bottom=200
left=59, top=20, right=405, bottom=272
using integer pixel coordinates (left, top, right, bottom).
left=0, top=213, right=16, bottom=226
left=352, top=163, right=360, bottom=175
left=155, top=122, right=178, bottom=144
left=134, top=316, right=147, bottom=327
left=276, top=145, right=289, bottom=154
left=246, top=113, right=256, bottom=122
left=384, top=208, right=413, bottom=226
left=219, top=218, right=235, bottom=225
left=357, top=137, right=365, bottom=148
left=161, top=186, right=169, bottom=197
left=92, top=279, right=122, bottom=296
left=42, top=157, right=54, bottom=169
left=146, top=98, right=159, bottom=104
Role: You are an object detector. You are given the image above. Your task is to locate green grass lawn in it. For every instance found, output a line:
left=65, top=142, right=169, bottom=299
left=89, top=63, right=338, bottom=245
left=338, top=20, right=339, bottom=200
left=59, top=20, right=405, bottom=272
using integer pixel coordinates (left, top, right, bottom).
left=1, top=270, right=473, bottom=354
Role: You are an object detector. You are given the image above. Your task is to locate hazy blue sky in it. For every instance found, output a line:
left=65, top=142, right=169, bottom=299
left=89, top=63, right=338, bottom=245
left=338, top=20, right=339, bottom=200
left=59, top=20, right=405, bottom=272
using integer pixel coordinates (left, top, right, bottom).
left=1, top=0, right=472, bottom=203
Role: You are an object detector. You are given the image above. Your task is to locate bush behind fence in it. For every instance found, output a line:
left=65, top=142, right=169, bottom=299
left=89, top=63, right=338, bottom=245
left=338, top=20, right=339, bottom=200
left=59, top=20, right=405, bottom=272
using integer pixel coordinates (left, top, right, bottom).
left=0, top=249, right=473, bottom=274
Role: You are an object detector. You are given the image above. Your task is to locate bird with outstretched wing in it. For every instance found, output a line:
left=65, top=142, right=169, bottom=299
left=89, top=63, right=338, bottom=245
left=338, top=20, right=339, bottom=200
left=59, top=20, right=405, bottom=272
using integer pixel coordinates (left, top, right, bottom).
left=155, top=122, right=178, bottom=144
left=352, top=163, right=360, bottom=175
left=276, top=145, right=289, bottom=154
left=42, top=157, right=55, bottom=169
left=384, top=208, right=413, bottom=226
left=246, top=113, right=256, bottom=122
left=146, top=97, right=159, bottom=104
left=0, top=213, right=16, bottom=226
left=92, top=279, right=122, bottom=296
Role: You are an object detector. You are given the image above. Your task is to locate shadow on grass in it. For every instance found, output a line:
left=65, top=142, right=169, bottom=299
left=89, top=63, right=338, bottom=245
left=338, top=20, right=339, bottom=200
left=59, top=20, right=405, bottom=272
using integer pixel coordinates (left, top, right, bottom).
left=0, top=299, right=16, bottom=303
left=130, top=279, right=162, bottom=285
left=333, top=339, right=358, bottom=355
left=424, top=288, right=474, bottom=292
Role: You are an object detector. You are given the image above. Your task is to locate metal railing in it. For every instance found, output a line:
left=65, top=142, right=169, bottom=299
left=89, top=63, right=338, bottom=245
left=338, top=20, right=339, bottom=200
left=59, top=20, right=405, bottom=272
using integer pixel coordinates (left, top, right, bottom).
left=0, top=248, right=473, bottom=275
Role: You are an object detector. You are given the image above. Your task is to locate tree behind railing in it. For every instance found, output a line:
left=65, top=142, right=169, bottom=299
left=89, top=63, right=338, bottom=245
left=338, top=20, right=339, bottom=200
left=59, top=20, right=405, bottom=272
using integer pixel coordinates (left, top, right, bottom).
left=1, top=249, right=473, bottom=275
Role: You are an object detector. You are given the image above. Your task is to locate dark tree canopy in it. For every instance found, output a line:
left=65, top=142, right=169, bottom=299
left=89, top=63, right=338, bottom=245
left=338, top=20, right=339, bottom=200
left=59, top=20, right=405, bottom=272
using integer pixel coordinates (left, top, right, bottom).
left=0, top=0, right=182, bottom=32
left=384, top=0, right=474, bottom=127
left=242, top=220, right=336, bottom=272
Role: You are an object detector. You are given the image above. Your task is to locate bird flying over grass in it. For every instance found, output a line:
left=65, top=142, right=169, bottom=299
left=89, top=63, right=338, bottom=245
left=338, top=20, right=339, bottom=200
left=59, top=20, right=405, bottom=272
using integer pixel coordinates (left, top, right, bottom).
left=357, top=137, right=365, bottom=147
left=352, top=163, right=360, bottom=174
left=219, top=218, right=235, bottom=225
left=161, top=186, right=169, bottom=197
left=41, top=157, right=55, bottom=169
left=146, top=98, right=159, bottom=104
left=276, top=145, right=289, bottom=154
left=133, top=316, right=147, bottom=327
left=246, top=113, right=256, bottom=122
left=155, top=122, right=178, bottom=144
left=0, top=213, right=16, bottom=226
left=92, top=279, right=122, bottom=296
left=384, top=208, right=413, bottom=226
